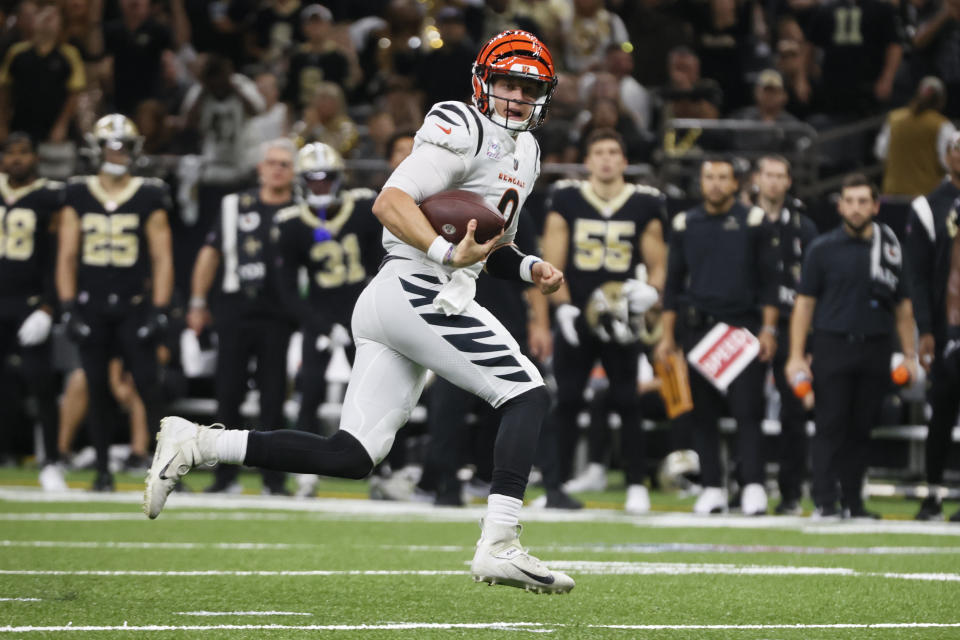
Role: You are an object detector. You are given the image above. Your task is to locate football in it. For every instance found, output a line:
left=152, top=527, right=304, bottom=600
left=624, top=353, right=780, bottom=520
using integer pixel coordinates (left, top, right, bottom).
left=420, top=190, right=505, bottom=244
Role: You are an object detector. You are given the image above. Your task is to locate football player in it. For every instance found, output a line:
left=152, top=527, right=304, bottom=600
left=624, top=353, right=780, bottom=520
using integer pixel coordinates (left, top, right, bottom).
left=275, top=142, right=383, bottom=436
left=147, top=30, right=574, bottom=594
left=0, top=133, right=64, bottom=490
left=534, top=128, right=667, bottom=515
left=909, top=133, right=960, bottom=521
left=185, top=138, right=297, bottom=495
left=56, top=114, right=174, bottom=491
left=753, top=155, right=817, bottom=516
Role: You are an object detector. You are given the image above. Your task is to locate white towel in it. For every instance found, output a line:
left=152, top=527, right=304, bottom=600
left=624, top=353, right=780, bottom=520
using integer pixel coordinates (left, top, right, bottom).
left=433, top=268, right=478, bottom=315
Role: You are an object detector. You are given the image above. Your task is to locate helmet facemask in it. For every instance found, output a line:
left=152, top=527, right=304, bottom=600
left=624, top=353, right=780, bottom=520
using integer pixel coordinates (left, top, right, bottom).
left=86, top=114, right=143, bottom=177
left=300, top=170, right=342, bottom=211
left=295, top=142, right=346, bottom=213
left=473, top=69, right=556, bottom=132
left=99, top=137, right=141, bottom=177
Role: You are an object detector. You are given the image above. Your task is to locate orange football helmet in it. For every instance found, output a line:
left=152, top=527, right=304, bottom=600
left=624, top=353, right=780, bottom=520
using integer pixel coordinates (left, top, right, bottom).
left=471, top=30, right=557, bottom=132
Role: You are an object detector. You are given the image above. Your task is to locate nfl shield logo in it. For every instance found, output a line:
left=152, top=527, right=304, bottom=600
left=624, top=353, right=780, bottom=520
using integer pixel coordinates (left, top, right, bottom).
left=514, top=158, right=519, bottom=171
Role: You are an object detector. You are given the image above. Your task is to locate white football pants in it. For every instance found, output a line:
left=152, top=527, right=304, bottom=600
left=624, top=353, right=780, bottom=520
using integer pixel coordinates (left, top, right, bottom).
left=340, top=256, right=543, bottom=463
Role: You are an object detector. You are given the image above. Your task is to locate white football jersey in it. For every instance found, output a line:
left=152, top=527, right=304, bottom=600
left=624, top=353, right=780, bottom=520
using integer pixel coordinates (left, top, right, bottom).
left=381, top=100, right=541, bottom=276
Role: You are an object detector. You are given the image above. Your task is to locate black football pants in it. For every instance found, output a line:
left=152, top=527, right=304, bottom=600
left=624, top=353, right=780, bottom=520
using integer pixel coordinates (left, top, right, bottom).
left=297, top=326, right=356, bottom=434
left=213, top=313, right=291, bottom=490
left=811, top=332, right=890, bottom=510
left=0, top=313, right=59, bottom=464
left=682, top=324, right=766, bottom=489
left=923, top=331, right=960, bottom=486
left=76, top=303, right=162, bottom=475
left=772, top=319, right=809, bottom=503
left=549, top=332, right=645, bottom=486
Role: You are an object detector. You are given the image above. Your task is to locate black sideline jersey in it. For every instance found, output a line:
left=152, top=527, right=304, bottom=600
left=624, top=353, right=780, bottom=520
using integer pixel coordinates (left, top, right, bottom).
left=274, top=188, right=382, bottom=331
left=548, top=180, right=665, bottom=309
left=0, top=175, right=63, bottom=309
left=204, top=188, right=292, bottom=318
left=67, top=176, right=170, bottom=302
left=664, top=202, right=778, bottom=319
left=799, top=226, right=907, bottom=336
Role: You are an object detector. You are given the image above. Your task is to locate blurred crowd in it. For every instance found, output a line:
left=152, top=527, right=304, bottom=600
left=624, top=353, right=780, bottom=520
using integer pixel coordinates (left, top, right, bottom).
left=0, top=0, right=958, bottom=179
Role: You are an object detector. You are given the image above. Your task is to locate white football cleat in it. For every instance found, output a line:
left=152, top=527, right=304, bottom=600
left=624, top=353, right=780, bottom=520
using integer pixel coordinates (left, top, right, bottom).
left=741, top=483, right=768, bottom=516
left=562, top=462, right=607, bottom=493
left=39, top=463, right=68, bottom=492
left=294, top=473, right=319, bottom=498
left=624, top=484, right=651, bottom=515
left=693, top=487, right=728, bottom=514
left=143, top=417, right=220, bottom=519
left=470, top=520, right=574, bottom=594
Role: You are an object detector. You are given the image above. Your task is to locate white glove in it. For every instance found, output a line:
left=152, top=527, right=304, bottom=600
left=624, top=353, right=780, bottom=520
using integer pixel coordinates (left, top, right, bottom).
left=330, top=323, right=352, bottom=348
left=18, top=309, right=53, bottom=346
left=623, top=279, right=660, bottom=314
left=610, top=318, right=637, bottom=344
left=315, top=334, right=331, bottom=351
left=555, top=304, right=581, bottom=347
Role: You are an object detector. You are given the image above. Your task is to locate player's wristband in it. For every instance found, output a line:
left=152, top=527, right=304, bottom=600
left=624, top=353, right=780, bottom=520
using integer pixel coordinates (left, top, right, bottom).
left=519, top=256, right=542, bottom=283
left=761, top=325, right=778, bottom=338
left=189, top=296, right=207, bottom=310
left=427, top=236, right=455, bottom=266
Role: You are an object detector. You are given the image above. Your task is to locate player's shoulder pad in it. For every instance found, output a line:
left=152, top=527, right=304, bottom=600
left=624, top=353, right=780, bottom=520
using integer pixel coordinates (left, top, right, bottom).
left=633, top=184, right=663, bottom=199
left=275, top=203, right=307, bottom=225
left=141, top=177, right=167, bottom=189
left=517, top=131, right=541, bottom=172
left=345, top=187, right=377, bottom=203
left=747, top=206, right=765, bottom=227
left=672, top=212, right=687, bottom=232
left=545, top=179, right=581, bottom=212
left=551, top=178, right=582, bottom=193
left=418, top=101, right=482, bottom=157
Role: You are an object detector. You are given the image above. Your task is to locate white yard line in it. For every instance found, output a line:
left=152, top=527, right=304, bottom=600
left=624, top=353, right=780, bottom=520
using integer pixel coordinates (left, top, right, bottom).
left=0, top=541, right=311, bottom=550
left=5, top=539, right=957, bottom=555
left=174, top=612, right=312, bottom=617
left=0, top=570, right=466, bottom=576
left=0, top=599, right=40, bottom=602
left=1, top=622, right=960, bottom=632
left=2, top=487, right=960, bottom=535
left=379, top=543, right=960, bottom=555
left=3, top=562, right=960, bottom=582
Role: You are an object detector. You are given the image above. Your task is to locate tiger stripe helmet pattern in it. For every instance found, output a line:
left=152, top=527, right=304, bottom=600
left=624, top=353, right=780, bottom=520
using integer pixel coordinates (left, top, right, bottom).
left=471, top=30, right=557, bottom=132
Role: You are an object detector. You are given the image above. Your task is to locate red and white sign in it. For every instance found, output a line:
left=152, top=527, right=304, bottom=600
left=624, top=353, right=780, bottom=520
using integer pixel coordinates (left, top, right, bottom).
left=687, top=323, right=760, bottom=393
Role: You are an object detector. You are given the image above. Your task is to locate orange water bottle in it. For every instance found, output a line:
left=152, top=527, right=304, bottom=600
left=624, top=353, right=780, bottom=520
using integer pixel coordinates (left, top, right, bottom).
left=791, top=373, right=812, bottom=399
left=891, top=364, right=911, bottom=386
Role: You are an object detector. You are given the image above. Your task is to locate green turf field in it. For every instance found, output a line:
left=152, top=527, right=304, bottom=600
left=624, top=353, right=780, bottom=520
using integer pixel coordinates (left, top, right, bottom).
left=1, top=467, right=959, bottom=639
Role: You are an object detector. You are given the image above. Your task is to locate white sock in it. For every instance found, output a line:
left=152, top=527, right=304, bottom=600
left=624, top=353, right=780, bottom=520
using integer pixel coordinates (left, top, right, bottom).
left=485, top=494, right=523, bottom=528
left=211, top=429, right=249, bottom=464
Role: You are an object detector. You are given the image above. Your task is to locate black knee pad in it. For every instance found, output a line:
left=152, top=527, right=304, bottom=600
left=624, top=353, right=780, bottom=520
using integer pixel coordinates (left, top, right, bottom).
left=502, top=385, right=551, bottom=415
left=327, top=431, right=376, bottom=479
